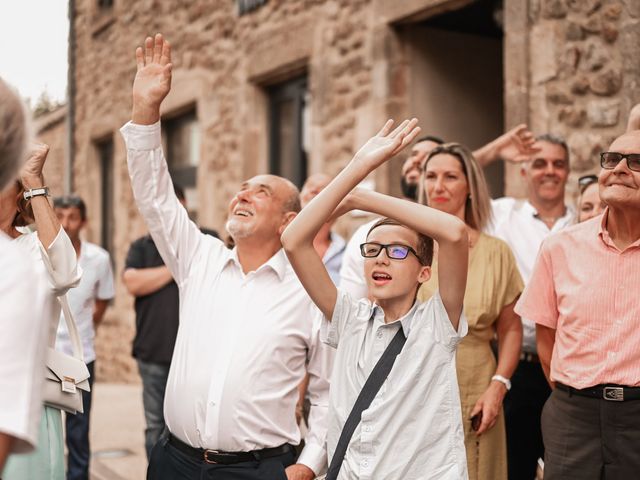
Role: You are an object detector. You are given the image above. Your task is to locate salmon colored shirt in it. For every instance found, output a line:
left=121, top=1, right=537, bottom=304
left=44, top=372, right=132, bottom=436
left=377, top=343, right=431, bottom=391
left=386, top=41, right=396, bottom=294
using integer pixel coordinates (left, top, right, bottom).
left=515, top=209, right=640, bottom=389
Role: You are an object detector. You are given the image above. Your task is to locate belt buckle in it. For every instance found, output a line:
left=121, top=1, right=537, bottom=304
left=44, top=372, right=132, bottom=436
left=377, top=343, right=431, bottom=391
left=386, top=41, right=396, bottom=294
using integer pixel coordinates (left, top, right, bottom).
left=603, top=387, right=624, bottom=401
left=204, top=450, right=220, bottom=464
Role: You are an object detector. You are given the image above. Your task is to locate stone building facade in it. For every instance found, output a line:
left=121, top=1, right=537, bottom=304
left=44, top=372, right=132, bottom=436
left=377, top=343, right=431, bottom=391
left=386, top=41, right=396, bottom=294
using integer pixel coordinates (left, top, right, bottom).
left=66, top=0, right=639, bottom=382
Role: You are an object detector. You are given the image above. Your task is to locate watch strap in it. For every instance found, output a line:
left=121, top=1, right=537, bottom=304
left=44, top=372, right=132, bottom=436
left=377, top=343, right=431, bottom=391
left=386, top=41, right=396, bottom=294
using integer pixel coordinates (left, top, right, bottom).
left=23, top=186, right=50, bottom=201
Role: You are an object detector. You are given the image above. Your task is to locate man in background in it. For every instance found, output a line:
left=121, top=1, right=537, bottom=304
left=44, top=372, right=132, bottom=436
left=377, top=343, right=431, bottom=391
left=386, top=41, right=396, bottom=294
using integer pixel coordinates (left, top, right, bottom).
left=54, top=195, right=115, bottom=480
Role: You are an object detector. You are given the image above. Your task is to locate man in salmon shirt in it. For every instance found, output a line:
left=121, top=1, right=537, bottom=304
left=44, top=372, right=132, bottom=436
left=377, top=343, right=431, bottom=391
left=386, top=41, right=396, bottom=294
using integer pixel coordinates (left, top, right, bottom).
left=516, top=129, right=640, bottom=479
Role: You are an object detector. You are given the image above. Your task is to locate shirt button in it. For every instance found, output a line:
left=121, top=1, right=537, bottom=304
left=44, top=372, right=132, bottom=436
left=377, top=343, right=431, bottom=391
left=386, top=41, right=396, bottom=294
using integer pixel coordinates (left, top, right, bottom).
left=361, top=459, right=369, bottom=468
left=376, top=331, right=383, bottom=339
left=209, top=401, right=216, bottom=406
left=364, top=425, right=372, bottom=432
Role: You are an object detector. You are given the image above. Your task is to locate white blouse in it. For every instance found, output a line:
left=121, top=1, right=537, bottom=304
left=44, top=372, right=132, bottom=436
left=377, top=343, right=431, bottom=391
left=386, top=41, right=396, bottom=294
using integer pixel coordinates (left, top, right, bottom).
left=0, top=228, right=80, bottom=452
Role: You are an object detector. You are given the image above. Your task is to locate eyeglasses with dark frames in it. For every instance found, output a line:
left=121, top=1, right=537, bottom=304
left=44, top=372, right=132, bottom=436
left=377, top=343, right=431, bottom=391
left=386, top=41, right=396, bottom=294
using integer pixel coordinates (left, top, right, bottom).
left=360, top=242, right=421, bottom=263
left=577, top=174, right=598, bottom=194
left=600, top=152, right=640, bottom=172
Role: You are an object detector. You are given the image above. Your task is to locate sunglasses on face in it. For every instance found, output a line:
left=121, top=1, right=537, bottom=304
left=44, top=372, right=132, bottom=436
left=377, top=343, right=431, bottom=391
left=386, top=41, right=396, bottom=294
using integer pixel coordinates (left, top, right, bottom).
left=578, top=174, right=598, bottom=194
left=600, top=152, right=640, bottom=172
left=360, top=242, right=421, bottom=262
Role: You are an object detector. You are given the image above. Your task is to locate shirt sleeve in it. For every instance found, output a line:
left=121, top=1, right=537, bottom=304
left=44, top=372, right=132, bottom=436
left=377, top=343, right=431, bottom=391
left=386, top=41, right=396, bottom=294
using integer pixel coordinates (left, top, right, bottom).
left=486, top=197, right=515, bottom=236
left=297, top=309, right=333, bottom=475
left=338, top=222, right=369, bottom=299
left=34, top=228, right=82, bottom=297
left=124, top=238, right=145, bottom=270
left=0, top=241, right=50, bottom=453
left=321, top=289, right=362, bottom=349
left=514, top=240, right=559, bottom=329
left=497, top=240, right=525, bottom=308
left=96, top=251, right=115, bottom=300
left=120, top=121, right=226, bottom=286
left=424, top=291, right=468, bottom=351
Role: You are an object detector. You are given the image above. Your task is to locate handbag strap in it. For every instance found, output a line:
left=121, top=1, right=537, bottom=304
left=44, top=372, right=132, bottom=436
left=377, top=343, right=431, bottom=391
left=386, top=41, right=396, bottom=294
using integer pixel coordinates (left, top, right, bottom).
left=56, top=294, right=85, bottom=362
left=326, top=326, right=406, bottom=480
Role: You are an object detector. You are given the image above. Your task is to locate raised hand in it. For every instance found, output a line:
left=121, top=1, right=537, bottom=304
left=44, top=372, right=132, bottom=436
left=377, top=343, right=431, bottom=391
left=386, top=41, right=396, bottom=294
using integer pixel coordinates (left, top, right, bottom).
left=132, top=33, right=172, bottom=125
left=351, top=118, right=421, bottom=173
left=20, top=143, right=49, bottom=188
left=494, top=124, right=539, bottom=164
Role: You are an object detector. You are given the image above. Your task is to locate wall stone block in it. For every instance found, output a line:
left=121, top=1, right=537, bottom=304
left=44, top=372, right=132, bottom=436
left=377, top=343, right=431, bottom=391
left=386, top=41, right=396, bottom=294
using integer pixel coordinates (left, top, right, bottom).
left=542, top=0, right=568, bottom=18
left=590, top=67, right=623, bottom=95
left=587, top=98, right=621, bottom=126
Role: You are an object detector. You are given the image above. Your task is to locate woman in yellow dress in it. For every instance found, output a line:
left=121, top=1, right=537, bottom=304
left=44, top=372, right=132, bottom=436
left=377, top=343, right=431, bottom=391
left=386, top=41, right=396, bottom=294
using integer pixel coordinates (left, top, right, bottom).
left=418, top=143, right=523, bottom=480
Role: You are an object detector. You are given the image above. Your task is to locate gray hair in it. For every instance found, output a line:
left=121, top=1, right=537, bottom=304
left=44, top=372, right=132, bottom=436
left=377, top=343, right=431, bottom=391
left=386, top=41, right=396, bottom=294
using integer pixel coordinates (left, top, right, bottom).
left=536, top=133, right=570, bottom=164
left=0, top=78, right=31, bottom=191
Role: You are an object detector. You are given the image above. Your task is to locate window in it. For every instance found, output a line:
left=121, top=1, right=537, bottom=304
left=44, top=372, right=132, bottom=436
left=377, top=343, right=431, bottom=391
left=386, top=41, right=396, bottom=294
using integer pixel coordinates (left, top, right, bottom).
left=237, top=0, right=268, bottom=15
left=96, top=137, right=114, bottom=255
left=161, top=108, right=201, bottom=220
left=268, top=76, right=308, bottom=188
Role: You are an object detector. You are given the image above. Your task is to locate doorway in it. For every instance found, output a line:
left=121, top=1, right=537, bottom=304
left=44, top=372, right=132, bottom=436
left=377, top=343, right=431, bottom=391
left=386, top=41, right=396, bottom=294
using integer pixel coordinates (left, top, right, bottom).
left=401, top=0, right=505, bottom=197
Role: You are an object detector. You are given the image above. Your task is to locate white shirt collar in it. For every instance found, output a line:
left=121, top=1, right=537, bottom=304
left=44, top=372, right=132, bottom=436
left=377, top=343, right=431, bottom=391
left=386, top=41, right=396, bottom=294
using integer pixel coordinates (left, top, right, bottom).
left=370, top=301, right=419, bottom=337
left=224, top=247, right=288, bottom=281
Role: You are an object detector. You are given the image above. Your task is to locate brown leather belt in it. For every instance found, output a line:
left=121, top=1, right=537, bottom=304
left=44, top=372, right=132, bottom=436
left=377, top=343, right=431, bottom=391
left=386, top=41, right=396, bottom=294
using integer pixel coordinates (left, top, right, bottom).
left=168, top=433, right=293, bottom=464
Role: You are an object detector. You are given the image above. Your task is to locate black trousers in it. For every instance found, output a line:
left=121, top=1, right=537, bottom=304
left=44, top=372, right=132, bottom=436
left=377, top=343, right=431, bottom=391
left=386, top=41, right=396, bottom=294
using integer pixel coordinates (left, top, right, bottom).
left=66, top=360, right=96, bottom=480
left=504, top=360, right=551, bottom=480
left=541, top=387, right=640, bottom=480
left=147, top=434, right=296, bottom=480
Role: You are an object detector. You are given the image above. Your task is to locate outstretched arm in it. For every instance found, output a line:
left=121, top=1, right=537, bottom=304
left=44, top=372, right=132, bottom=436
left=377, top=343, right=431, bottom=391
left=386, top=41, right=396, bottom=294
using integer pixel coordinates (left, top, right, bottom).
left=346, top=189, right=468, bottom=329
left=473, top=124, right=539, bottom=167
left=282, top=119, right=421, bottom=319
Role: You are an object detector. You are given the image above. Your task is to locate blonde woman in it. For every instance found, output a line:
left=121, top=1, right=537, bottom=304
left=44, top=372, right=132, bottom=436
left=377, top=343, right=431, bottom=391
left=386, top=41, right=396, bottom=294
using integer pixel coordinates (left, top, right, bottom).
left=418, top=143, right=523, bottom=480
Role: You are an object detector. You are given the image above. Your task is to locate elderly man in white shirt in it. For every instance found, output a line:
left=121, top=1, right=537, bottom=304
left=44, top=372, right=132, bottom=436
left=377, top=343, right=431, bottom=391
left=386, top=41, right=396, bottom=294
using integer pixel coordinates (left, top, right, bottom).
left=474, top=130, right=575, bottom=480
left=120, top=34, right=331, bottom=480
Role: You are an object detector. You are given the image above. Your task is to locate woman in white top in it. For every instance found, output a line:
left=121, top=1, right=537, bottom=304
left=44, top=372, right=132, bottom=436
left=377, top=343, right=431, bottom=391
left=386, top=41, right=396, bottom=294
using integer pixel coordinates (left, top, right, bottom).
left=0, top=142, right=81, bottom=479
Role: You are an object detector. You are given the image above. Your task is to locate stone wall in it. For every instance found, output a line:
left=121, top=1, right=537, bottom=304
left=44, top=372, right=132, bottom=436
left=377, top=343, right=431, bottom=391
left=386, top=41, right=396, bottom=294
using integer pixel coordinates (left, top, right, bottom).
left=35, top=106, right=67, bottom=196
left=505, top=0, right=640, bottom=198
left=71, top=0, right=639, bottom=382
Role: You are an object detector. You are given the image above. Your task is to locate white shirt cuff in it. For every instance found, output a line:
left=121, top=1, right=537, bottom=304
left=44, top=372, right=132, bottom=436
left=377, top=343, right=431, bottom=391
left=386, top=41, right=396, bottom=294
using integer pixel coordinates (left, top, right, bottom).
left=120, top=120, right=161, bottom=150
left=297, top=441, right=327, bottom=476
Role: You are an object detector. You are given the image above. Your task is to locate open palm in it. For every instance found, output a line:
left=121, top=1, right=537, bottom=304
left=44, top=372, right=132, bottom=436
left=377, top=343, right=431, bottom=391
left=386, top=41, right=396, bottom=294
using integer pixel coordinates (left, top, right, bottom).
left=353, top=119, right=421, bottom=171
left=132, top=34, right=172, bottom=113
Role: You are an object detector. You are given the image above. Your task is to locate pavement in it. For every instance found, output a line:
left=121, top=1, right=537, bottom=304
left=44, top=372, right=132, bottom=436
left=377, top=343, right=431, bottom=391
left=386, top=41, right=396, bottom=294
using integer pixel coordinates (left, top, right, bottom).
left=88, top=383, right=147, bottom=480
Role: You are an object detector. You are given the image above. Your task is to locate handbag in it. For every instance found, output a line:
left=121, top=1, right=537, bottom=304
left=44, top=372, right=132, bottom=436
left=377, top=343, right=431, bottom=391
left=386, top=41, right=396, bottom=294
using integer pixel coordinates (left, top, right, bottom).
left=43, top=294, right=91, bottom=415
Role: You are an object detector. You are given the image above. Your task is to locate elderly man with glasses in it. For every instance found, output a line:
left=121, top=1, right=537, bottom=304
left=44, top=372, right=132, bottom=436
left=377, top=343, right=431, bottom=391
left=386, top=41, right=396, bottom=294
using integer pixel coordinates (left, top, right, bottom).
left=515, top=130, right=640, bottom=479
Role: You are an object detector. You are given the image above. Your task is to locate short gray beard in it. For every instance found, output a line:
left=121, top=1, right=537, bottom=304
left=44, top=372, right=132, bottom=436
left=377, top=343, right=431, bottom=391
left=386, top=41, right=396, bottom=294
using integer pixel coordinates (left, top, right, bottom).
left=225, top=218, right=253, bottom=241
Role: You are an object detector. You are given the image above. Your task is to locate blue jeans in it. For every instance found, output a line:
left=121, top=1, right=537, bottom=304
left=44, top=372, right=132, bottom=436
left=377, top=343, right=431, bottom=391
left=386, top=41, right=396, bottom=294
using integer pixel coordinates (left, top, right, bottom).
left=137, top=360, right=170, bottom=460
left=66, top=360, right=95, bottom=480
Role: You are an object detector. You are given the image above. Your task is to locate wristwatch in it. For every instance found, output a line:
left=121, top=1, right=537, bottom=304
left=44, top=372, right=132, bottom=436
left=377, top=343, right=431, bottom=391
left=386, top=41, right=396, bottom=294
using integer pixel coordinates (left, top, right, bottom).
left=491, top=374, right=512, bottom=391
left=23, top=186, right=50, bottom=201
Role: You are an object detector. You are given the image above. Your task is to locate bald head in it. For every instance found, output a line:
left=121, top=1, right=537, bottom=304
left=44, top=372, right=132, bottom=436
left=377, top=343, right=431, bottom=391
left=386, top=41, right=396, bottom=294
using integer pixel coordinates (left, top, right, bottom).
left=300, top=173, right=332, bottom=208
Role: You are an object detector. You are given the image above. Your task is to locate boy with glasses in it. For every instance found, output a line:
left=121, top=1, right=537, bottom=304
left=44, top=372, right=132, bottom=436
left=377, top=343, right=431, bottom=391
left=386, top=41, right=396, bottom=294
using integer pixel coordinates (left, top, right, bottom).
left=282, top=119, right=470, bottom=479
left=517, top=131, right=640, bottom=479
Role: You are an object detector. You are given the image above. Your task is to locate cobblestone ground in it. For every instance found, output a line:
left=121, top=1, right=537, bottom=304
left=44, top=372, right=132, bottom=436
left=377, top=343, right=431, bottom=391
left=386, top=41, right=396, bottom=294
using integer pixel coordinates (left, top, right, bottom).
left=87, top=383, right=147, bottom=480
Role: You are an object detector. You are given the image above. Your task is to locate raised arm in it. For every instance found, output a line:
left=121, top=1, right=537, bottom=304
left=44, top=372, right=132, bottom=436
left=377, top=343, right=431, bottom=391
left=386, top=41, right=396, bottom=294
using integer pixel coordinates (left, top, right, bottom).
left=122, top=34, right=220, bottom=285
left=473, top=124, right=539, bottom=168
left=281, top=119, right=421, bottom=319
left=21, top=145, right=80, bottom=294
left=347, top=189, right=468, bottom=329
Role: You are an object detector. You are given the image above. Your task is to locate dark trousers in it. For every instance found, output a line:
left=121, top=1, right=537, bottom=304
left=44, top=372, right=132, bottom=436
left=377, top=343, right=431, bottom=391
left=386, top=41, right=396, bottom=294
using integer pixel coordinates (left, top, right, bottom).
left=137, top=360, right=171, bottom=460
left=65, top=361, right=96, bottom=480
left=504, top=359, right=551, bottom=480
left=147, top=434, right=296, bottom=480
left=541, top=387, right=640, bottom=479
